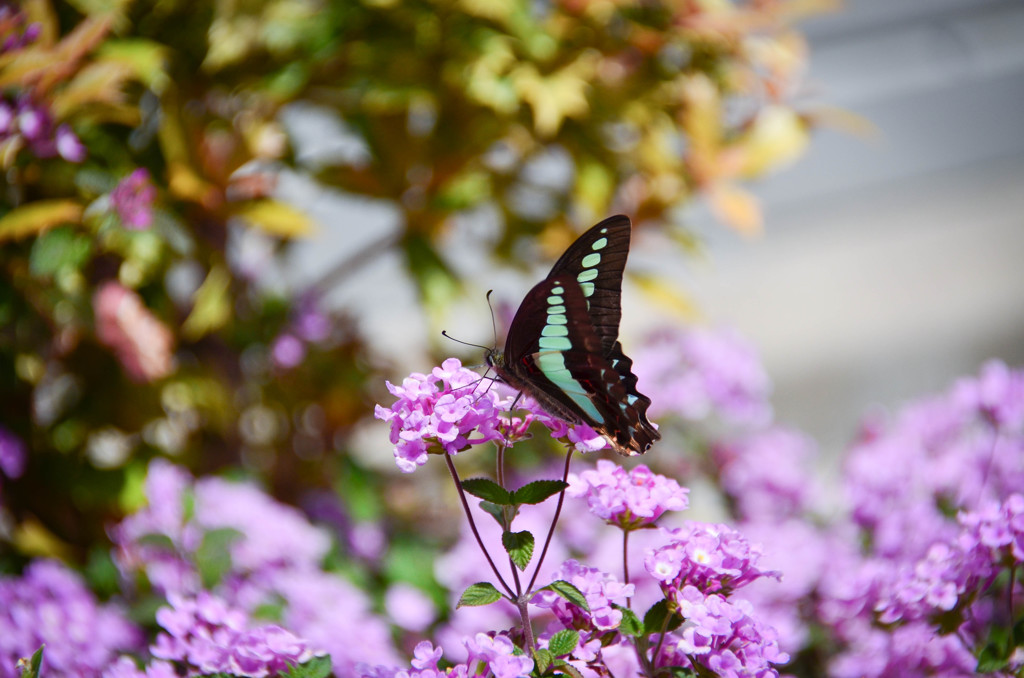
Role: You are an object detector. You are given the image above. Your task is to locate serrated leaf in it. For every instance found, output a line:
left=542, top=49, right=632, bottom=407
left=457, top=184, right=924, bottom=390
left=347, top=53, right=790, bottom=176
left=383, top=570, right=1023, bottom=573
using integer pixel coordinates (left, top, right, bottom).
left=613, top=604, right=642, bottom=636
left=533, top=648, right=553, bottom=674
left=542, top=580, right=589, bottom=612
left=511, top=480, right=566, bottom=505
left=457, top=582, right=502, bottom=608
left=196, top=527, right=241, bottom=589
left=0, top=201, right=83, bottom=243
left=552, top=659, right=585, bottom=678
left=280, top=654, right=332, bottom=678
left=16, top=645, right=44, bottom=678
left=548, top=629, right=579, bottom=657
left=231, top=200, right=315, bottom=238
left=502, top=530, right=534, bottom=571
left=461, top=478, right=513, bottom=505
left=182, top=265, right=231, bottom=341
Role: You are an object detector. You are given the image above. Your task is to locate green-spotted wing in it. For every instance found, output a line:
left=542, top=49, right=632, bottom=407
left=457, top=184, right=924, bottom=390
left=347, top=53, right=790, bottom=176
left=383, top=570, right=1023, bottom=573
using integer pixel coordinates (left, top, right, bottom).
left=486, top=215, right=659, bottom=455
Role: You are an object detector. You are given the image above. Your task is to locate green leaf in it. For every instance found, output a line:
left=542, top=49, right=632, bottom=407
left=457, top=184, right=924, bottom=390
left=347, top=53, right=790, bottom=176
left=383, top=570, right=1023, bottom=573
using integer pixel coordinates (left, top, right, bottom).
left=137, top=532, right=176, bottom=551
left=461, top=478, right=513, bottom=505
left=552, top=659, right=586, bottom=678
left=435, top=170, right=491, bottom=210
left=16, top=646, right=44, bottom=678
left=613, top=604, right=643, bottom=637
left=457, top=582, right=502, bottom=607
left=29, top=227, right=92, bottom=277
left=976, top=641, right=1007, bottom=674
left=533, top=647, right=553, bottom=675
left=502, top=530, right=534, bottom=571
left=479, top=501, right=510, bottom=529
left=196, top=527, right=242, bottom=589
left=542, top=580, right=589, bottom=612
left=280, top=654, right=333, bottom=678
left=511, top=480, right=567, bottom=505
left=548, top=629, right=579, bottom=657
left=643, top=600, right=682, bottom=635
left=0, top=200, right=83, bottom=243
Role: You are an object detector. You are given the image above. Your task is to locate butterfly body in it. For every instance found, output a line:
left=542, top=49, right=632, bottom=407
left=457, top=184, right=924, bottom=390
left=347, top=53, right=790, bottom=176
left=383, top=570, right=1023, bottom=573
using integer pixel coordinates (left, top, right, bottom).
left=486, top=216, right=659, bottom=456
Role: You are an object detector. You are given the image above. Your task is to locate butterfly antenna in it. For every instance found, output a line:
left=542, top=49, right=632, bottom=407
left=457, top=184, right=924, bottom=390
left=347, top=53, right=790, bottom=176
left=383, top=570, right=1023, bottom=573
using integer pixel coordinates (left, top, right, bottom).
left=485, top=290, right=499, bottom=349
left=440, top=330, right=491, bottom=352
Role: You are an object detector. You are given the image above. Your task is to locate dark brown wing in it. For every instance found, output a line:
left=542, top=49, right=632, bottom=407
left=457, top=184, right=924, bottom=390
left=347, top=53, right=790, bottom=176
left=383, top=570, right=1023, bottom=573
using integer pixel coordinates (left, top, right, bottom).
left=497, top=275, right=659, bottom=456
left=545, top=215, right=631, bottom=356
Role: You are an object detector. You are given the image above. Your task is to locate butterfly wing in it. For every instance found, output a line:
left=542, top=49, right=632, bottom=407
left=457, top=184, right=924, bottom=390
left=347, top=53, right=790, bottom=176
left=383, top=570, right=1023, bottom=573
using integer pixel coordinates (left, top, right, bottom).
left=499, top=275, right=659, bottom=455
left=545, top=215, right=631, bottom=356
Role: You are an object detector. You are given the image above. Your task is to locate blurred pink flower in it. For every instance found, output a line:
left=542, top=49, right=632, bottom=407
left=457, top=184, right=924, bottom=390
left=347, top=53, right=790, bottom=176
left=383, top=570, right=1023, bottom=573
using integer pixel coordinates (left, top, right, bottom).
left=94, top=282, right=175, bottom=382
left=111, top=168, right=156, bottom=229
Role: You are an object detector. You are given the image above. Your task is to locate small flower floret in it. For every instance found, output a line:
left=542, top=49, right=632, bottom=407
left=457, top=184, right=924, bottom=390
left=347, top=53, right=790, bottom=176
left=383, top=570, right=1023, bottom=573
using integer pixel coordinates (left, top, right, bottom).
left=375, top=358, right=504, bottom=472
left=646, top=522, right=777, bottom=596
left=568, top=459, right=689, bottom=530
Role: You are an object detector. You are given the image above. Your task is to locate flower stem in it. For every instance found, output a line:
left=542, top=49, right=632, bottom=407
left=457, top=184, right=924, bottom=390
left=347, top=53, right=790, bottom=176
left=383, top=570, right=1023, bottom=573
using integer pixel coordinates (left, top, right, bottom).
left=650, top=606, right=673, bottom=669
left=526, top=446, right=574, bottom=593
left=444, top=453, right=514, bottom=597
left=517, top=596, right=536, bottom=652
left=623, top=529, right=632, bottom=609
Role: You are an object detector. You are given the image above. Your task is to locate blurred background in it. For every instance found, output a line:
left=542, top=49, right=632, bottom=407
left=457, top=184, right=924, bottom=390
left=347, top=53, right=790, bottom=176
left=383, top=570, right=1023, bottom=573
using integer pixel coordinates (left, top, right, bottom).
left=694, top=0, right=1024, bottom=453
left=2, top=0, right=1023, bottom=674
left=281, top=0, right=1024, bottom=459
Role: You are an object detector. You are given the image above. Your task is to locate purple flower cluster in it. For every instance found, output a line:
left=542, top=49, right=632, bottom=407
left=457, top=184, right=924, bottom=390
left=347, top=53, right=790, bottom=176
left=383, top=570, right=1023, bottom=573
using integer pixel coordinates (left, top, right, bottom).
left=632, top=327, right=772, bottom=428
left=0, top=94, right=85, bottom=164
left=712, top=427, right=818, bottom=521
left=645, top=522, right=777, bottom=597
left=360, top=635, right=533, bottom=678
left=148, top=592, right=319, bottom=677
left=566, top=459, right=689, bottom=530
left=111, top=459, right=399, bottom=674
left=112, top=460, right=333, bottom=595
left=532, top=559, right=634, bottom=632
left=845, top=360, right=1024, bottom=562
left=639, top=523, right=791, bottom=675
left=0, top=560, right=141, bottom=678
left=376, top=358, right=607, bottom=472
left=376, top=358, right=504, bottom=471
left=804, top=362, right=1024, bottom=675
left=110, top=169, right=157, bottom=230
left=827, top=619, right=977, bottom=678
left=655, top=586, right=790, bottom=678
left=960, top=492, right=1024, bottom=565
left=830, top=492, right=1024, bottom=630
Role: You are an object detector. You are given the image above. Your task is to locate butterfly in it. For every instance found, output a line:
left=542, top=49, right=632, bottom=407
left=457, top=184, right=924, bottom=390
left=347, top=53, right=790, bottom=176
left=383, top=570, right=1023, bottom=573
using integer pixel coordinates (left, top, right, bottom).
left=486, top=215, right=660, bottom=455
